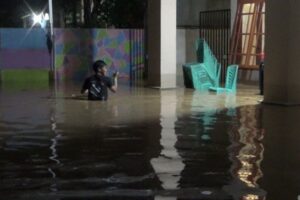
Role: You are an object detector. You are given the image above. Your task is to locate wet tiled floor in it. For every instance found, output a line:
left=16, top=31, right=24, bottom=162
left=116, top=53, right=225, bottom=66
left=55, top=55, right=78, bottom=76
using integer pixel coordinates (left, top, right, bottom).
left=1, top=83, right=300, bottom=200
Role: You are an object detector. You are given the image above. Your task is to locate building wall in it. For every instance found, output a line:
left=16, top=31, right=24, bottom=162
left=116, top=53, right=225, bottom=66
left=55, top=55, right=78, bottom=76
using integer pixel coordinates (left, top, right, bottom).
left=55, top=29, right=134, bottom=81
left=177, top=0, right=230, bottom=27
left=54, top=28, right=93, bottom=81
left=264, top=0, right=300, bottom=104
left=0, top=28, right=143, bottom=82
left=176, top=28, right=200, bottom=86
left=0, top=28, right=50, bottom=70
left=230, top=0, right=237, bottom=32
left=177, top=0, right=231, bottom=68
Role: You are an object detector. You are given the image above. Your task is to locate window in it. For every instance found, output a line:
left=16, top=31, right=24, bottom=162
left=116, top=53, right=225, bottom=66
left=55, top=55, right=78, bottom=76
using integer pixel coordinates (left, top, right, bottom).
left=230, top=0, right=265, bottom=69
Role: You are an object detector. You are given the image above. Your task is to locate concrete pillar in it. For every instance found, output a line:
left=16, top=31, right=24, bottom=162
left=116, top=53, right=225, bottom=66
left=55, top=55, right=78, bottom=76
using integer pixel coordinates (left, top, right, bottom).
left=264, top=1, right=300, bottom=105
left=147, top=0, right=177, bottom=88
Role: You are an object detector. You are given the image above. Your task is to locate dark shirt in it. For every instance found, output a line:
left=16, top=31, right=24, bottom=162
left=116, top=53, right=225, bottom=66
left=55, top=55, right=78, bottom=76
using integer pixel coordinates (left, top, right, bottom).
left=81, top=74, right=113, bottom=101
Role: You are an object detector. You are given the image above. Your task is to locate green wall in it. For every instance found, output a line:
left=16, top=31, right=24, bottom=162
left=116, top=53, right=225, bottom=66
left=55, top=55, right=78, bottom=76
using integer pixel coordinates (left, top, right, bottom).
left=0, top=69, right=50, bottom=89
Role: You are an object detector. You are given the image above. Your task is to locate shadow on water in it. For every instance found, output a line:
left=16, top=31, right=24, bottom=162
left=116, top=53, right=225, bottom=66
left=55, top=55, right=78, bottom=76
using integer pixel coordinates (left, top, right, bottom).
left=1, top=84, right=300, bottom=199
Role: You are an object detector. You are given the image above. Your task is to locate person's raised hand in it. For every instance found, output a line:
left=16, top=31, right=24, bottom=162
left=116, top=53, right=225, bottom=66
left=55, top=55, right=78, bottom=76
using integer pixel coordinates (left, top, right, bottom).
left=113, top=71, right=119, bottom=78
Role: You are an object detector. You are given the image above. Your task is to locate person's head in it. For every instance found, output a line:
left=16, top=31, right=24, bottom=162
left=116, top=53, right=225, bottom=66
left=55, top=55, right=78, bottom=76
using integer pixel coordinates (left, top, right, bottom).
left=93, top=60, right=107, bottom=75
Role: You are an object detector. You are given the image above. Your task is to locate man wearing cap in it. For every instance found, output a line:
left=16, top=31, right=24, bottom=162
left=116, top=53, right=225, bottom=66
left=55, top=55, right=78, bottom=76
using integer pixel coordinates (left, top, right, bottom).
left=81, top=60, right=118, bottom=101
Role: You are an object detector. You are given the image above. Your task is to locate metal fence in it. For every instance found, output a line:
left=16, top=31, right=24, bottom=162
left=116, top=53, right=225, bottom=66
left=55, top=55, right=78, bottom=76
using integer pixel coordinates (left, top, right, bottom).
left=199, top=9, right=231, bottom=82
left=129, top=29, right=145, bottom=86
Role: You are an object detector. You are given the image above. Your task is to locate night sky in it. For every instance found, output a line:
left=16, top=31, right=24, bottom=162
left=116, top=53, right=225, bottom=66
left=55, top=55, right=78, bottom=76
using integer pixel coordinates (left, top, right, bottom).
left=0, top=0, right=146, bottom=28
left=0, top=0, right=48, bottom=8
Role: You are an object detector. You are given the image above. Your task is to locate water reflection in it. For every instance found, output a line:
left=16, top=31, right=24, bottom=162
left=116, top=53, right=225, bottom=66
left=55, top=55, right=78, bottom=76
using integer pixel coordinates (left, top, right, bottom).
left=190, top=90, right=218, bottom=141
left=48, top=98, right=61, bottom=192
left=189, top=91, right=237, bottom=141
left=0, top=85, right=162, bottom=199
left=175, top=91, right=232, bottom=193
left=0, top=84, right=277, bottom=199
left=224, top=105, right=266, bottom=200
left=151, top=90, right=185, bottom=193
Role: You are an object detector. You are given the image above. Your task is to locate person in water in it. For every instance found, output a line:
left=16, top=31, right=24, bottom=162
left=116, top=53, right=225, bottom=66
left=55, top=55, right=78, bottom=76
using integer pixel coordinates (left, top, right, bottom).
left=81, top=60, right=118, bottom=101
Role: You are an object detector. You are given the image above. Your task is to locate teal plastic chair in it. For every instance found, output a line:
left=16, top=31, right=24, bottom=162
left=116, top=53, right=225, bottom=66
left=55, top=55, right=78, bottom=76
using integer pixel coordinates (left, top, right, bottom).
left=182, top=38, right=221, bottom=90
left=209, top=65, right=239, bottom=93
left=193, top=63, right=214, bottom=90
left=182, top=63, right=213, bottom=90
left=197, top=38, right=221, bottom=88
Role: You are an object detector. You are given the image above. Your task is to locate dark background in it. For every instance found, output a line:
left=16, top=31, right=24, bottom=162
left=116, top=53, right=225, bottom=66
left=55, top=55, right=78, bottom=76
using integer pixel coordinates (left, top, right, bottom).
left=0, top=0, right=146, bottom=28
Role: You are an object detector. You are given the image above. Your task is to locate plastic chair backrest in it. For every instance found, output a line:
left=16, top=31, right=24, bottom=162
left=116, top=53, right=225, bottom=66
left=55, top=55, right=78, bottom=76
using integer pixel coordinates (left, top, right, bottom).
left=194, top=38, right=222, bottom=88
left=196, top=40, right=218, bottom=86
left=225, top=65, right=239, bottom=91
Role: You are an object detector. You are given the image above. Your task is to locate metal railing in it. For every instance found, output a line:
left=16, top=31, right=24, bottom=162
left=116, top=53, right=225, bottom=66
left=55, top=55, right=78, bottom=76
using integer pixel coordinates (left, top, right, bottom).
left=129, top=29, right=145, bottom=86
left=199, top=9, right=231, bottom=82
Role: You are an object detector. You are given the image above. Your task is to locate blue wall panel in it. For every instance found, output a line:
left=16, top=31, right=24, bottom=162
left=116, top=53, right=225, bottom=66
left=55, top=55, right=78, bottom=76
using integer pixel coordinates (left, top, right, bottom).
left=0, top=28, right=48, bottom=49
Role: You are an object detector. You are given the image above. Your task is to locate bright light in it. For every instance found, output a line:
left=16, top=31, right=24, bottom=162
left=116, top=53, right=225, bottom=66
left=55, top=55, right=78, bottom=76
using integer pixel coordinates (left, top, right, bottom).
left=32, top=12, right=50, bottom=27
left=33, top=13, right=42, bottom=25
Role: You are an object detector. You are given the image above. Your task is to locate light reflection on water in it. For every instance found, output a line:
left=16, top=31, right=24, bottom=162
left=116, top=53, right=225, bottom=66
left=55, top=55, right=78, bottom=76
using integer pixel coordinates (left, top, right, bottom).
left=0, top=84, right=282, bottom=199
left=151, top=90, right=184, bottom=192
left=223, top=105, right=266, bottom=200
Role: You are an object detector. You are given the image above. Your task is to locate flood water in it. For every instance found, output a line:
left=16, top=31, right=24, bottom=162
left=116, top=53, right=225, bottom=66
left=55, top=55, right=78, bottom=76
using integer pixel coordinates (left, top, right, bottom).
left=1, top=83, right=300, bottom=200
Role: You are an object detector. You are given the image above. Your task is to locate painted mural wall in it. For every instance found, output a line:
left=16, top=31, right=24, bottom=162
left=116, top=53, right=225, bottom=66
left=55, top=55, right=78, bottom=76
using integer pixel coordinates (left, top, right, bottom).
left=55, top=29, right=130, bottom=80
left=92, top=29, right=131, bottom=79
left=0, top=28, right=144, bottom=81
left=54, top=28, right=93, bottom=81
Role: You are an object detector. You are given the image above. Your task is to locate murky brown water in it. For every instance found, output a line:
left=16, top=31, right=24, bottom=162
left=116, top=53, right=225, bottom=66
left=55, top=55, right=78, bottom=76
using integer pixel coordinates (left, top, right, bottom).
left=1, top=83, right=300, bottom=200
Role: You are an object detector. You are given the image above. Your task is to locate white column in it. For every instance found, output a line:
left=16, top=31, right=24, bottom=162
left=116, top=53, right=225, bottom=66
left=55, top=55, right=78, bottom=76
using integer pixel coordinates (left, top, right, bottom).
left=264, top=0, right=300, bottom=105
left=48, top=0, right=54, bottom=36
left=147, top=0, right=177, bottom=89
left=160, top=0, right=177, bottom=88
